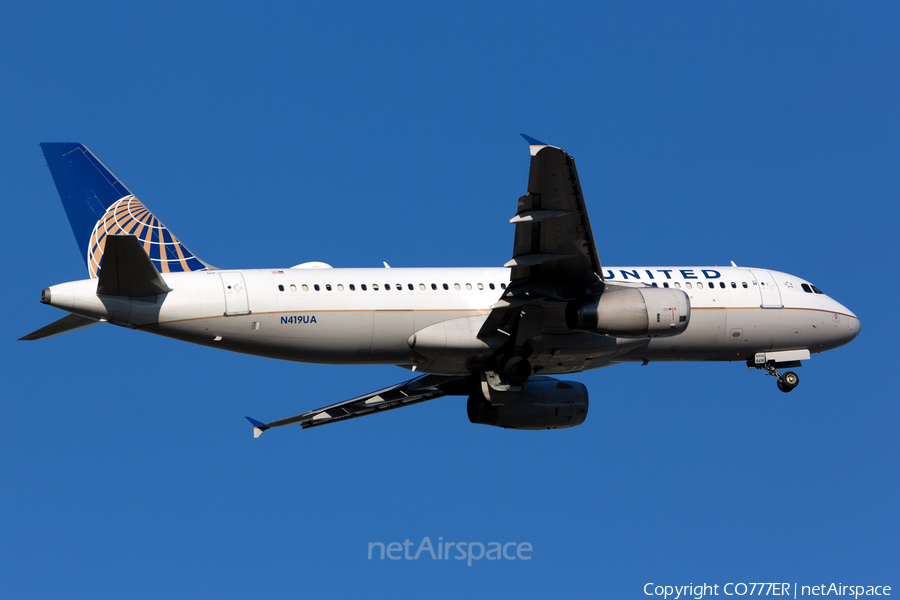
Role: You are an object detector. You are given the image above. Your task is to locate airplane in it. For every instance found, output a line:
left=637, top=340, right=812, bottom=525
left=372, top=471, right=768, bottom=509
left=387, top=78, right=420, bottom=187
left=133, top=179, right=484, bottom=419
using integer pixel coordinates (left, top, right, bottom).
left=22, top=137, right=860, bottom=436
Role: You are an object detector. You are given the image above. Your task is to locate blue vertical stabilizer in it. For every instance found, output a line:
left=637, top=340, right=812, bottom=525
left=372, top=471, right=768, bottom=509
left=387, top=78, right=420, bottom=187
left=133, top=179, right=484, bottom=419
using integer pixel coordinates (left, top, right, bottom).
left=40, top=142, right=211, bottom=277
left=41, top=142, right=132, bottom=263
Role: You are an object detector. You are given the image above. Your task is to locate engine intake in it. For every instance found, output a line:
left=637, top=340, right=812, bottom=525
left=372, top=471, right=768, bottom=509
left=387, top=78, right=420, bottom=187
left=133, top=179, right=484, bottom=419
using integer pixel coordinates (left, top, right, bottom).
left=565, top=287, right=690, bottom=338
left=467, top=377, right=589, bottom=430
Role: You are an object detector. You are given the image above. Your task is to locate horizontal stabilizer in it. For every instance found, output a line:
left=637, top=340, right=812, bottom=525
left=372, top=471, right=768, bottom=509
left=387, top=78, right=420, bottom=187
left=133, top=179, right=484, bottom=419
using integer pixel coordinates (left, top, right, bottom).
left=97, top=235, right=173, bottom=297
left=19, top=314, right=100, bottom=341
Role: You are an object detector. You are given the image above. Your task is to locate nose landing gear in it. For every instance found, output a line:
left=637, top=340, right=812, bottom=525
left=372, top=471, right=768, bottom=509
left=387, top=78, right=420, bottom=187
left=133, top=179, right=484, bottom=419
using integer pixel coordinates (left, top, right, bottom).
left=750, top=359, right=800, bottom=393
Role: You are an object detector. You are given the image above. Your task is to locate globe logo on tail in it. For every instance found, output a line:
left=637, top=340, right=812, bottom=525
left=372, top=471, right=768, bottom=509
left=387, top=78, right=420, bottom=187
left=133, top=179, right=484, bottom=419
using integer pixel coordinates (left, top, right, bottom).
left=86, top=195, right=207, bottom=278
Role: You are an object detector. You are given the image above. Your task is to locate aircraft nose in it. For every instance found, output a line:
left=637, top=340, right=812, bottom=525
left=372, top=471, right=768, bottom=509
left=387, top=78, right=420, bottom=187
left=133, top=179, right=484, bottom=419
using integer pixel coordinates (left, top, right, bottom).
left=832, top=306, right=860, bottom=348
left=847, top=314, right=861, bottom=342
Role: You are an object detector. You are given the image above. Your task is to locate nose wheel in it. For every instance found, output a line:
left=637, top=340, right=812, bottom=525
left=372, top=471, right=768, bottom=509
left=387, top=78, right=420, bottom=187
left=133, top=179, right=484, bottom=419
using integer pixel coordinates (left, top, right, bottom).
left=781, top=370, right=799, bottom=390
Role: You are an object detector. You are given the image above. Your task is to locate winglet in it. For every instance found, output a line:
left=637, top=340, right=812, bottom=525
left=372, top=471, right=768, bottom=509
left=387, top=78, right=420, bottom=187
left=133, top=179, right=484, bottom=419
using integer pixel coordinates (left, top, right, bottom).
left=520, top=134, right=555, bottom=156
left=520, top=134, right=545, bottom=145
left=245, top=416, right=268, bottom=438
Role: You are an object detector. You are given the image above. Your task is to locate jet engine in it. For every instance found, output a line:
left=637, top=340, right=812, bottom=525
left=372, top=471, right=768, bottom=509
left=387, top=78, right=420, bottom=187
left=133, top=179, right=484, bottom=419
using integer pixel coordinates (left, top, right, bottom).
left=565, top=287, right=690, bottom=338
left=467, top=377, right=589, bottom=430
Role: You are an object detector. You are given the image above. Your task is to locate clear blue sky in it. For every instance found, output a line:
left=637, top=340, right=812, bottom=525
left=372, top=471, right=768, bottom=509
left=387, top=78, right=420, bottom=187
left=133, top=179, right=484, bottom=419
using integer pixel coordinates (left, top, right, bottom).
left=2, top=2, right=897, bottom=598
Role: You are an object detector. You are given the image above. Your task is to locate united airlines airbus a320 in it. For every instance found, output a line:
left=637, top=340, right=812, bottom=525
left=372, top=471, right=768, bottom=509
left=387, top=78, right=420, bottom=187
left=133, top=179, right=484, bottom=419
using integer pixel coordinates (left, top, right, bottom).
left=22, top=137, right=860, bottom=435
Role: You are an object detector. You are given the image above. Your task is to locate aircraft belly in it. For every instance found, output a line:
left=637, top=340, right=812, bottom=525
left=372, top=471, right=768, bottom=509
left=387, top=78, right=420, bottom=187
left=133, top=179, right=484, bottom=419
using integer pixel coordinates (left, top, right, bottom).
left=372, top=310, right=414, bottom=358
left=527, top=333, right=626, bottom=374
left=636, top=307, right=821, bottom=361
left=408, top=313, right=495, bottom=375
left=639, top=307, right=729, bottom=360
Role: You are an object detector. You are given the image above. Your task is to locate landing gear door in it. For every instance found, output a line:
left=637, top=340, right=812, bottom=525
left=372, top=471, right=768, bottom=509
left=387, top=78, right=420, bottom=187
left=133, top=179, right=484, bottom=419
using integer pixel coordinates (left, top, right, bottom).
left=749, top=269, right=783, bottom=308
left=219, top=272, right=251, bottom=316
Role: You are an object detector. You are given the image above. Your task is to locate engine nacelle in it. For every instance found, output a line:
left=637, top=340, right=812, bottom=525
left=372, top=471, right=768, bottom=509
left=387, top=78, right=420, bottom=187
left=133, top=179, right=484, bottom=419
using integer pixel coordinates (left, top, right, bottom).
left=565, top=287, right=691, bottom=338
left=467, top=378, right=589, bottom=430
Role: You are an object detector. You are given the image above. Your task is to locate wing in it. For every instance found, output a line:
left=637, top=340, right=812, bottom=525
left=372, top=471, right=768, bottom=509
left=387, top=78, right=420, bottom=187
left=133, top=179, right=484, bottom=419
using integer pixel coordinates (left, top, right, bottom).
left=507, top=135, right=602, bottom=286
left=479, top=136, right=603, bottom=339
left=245, top=374, right=471, bottom=436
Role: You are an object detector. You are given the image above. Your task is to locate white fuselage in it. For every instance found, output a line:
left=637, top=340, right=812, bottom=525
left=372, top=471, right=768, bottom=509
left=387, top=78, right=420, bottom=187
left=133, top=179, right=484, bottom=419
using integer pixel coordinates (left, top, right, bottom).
left=44, top=265, right=860, bottom=375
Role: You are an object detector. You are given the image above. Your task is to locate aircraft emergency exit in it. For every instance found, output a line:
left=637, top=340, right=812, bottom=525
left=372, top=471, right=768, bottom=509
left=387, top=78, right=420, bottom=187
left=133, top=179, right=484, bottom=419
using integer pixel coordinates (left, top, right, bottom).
left=22, top=137, right=860, bottom=436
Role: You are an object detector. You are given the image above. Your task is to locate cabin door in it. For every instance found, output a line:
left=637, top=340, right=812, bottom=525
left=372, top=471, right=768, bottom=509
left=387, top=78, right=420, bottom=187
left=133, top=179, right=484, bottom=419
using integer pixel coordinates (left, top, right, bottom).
left=749, top=270, right=783, bottom=308
left=219, top=272, right=251, bottom=316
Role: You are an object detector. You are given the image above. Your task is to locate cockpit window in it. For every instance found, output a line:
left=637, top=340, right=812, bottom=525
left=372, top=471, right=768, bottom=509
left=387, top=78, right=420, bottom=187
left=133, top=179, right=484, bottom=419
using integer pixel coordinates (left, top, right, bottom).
left=801, top=283, right=812, bottom=293
left=811, top=284, right=824, bottom=294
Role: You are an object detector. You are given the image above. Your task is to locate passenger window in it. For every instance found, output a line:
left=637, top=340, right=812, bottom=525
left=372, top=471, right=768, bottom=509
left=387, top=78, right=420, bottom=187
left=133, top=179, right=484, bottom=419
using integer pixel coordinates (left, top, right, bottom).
left=408, top=284, right=414, bottom=290
left=663, top=282, right=669, bottom=288
left=337, top=284, right=344, bottom=291
left=443, top=284, right=449, bottom=290
left=742, top=282, right=748, bottom=288
left=373, top=284, right=379, bottom=291
left=361, top=284, right=367, bottom=291
left=396, top=284, right=402, bottom=290
left=278, top=284, right=284, bottom=291
left=489, top=283, right=495, bottom=290
left=314, top=284, right=320, bottom=291
left=686, top=282, right=692, bottom=289
left=419, top=284, right=426, bottom=290
left=697, top=282, right=704, bottom=289
left=384, top=284, right=390, bottom=291
left=431, top=283, right=437, bottom=290
left=290, top=284, right=297, bottom=292
left=465, top=283, right=472, bottom=290
left=801, top=283, right=812, bottom=293
left=719, top=282, right=725, bottom=288
left=674, top=282, right=681, bottom=289
left=651, top=282, right=658, bottom=287
left=325, top=284, right=332, bottom=291
left=477, top=283, right=484, bottom=290
left=302, top=284, right=309, bottom=291
left=349, top=284, right=355, bottom=291
left=730, top=282, right=736, bottom=289
left=454, top=284, right=461, bottom=290
left=500, top=283, right=507, bottom=289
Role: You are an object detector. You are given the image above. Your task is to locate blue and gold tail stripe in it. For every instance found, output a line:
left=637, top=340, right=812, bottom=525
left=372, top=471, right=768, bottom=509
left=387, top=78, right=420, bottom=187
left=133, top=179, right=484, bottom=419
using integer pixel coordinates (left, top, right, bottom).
left=87, top=196, right=207, bottom=279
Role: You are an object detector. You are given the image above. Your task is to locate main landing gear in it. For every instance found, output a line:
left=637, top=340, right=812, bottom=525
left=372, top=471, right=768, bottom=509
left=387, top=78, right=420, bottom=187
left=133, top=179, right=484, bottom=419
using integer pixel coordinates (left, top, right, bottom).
left=484, top=346, right=534, bottom=392
left=749, top=359, right=800, bottom=393
left=501, top=355, right=532, bottom=386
